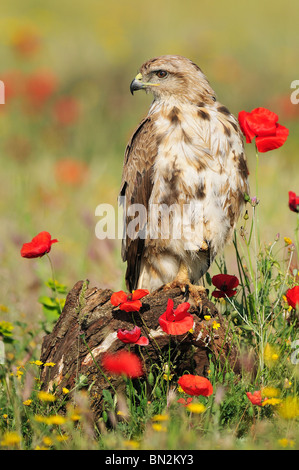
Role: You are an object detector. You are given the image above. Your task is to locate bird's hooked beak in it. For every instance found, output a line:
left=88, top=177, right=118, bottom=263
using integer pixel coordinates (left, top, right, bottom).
left=130, top=73, right=144, bottom=95
left=130, top=72, right=160, bottom=95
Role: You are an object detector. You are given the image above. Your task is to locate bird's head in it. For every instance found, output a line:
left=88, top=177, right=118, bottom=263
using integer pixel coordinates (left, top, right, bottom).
left=130, top=55, right=216, bottom=105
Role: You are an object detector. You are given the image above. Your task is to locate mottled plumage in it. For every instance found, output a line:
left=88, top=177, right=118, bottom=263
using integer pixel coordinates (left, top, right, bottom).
left=120, top=55, right=249, bottom=300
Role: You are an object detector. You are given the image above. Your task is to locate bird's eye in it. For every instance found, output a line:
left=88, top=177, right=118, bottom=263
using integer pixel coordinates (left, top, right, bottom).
left=156, top=70, right=168, bottom=79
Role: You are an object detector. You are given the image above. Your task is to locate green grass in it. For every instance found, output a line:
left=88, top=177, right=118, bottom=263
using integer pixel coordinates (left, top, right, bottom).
left=0, top=0, right=299, bottom=450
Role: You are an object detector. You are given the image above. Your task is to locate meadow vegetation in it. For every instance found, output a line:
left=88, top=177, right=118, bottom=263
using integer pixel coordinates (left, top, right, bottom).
left=0, top=0, right=299, bottom=450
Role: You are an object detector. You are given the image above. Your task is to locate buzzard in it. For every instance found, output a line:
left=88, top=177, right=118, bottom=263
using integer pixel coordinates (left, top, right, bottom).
left=120, top=55, right=249, bottom=304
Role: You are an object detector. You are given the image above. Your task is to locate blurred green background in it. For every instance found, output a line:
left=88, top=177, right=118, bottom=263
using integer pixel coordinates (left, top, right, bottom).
left=0, top=0, right=298, bottom=323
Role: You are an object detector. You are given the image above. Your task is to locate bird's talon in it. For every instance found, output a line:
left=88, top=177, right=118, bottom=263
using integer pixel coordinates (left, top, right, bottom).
left=183, top=284, right=190, bottom=300
left=163, top=280, right=188, bottom=293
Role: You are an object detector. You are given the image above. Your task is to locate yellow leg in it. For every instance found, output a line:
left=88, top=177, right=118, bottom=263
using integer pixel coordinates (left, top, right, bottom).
left=163, top=263, right=206, bottom=305
left=165, top=263, right=189, bottom=288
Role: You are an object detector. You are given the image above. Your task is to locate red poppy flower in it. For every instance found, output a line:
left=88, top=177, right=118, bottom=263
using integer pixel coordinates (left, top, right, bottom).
left=286, top=286, right=299, bottom=310
left=289, top=191, right=299, bottom=213
left=110, top=289, right=149, bottom=312
left=178, top=374, right=213, bottom=397
left=177, top=397, right=193, bottom=407
left=101, top=350, right=144, bottom=378
left=20, top=231, right=58, bottom=258
left=53, top=97, right=80, bottom=126
left=211, top=274, right=239, bottom=298
left=158, top=298, right=193, bottom=335
left=25, top=70, right=57, bottom=107
left=54, top=158, right=88, bottom=186
left=246, top=391, right=263, bottom=406
left=238, top=107, right=289, bottom=153
left=117, top=325, right=149, bottom=346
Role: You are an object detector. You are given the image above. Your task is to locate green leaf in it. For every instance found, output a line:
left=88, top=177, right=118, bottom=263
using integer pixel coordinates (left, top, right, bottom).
left=239, top=324, right=254, bottom=331
left=42, top=305, right=60, bottom=322
left=205, top=272, right=212, bottom=286
left=76, top=374, right=89, bottom=389
left=45, top=279, right=68, bottom=294
left=148, top=371, right=155, bottom=386
left=38, top=296, right=58, bottom=308
left=0, top=321, right=14, bottom=338
left=102, top=389, right=114, bottom=408
left=102, top=410, right=108, bottom=423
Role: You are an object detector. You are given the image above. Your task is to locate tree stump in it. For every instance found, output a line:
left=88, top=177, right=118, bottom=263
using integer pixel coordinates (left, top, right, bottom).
left=40, top=280, right=240, bottom=421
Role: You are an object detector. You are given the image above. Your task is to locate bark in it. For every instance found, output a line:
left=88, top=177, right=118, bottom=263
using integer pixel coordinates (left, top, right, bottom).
left=40, top=280, right=241, bottom=421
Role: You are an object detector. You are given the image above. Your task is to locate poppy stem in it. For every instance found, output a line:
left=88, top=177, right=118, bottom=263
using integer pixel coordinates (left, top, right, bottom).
left=255, top=143, right=259, bottom=200
left=254, top=144, right=260, bottom=248
left=139, top=314, right=162, bottom=353
left=166, top=337, right=171, bottom=400
left=128, top=377, right=136, bottom=413
left=46, top=254, right=61, bottom=314
left=295, top=214, right=299, bottom=255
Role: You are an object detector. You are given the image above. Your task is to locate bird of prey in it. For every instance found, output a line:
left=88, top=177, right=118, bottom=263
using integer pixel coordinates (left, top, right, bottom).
left=119, top=55, right=249, bottom=304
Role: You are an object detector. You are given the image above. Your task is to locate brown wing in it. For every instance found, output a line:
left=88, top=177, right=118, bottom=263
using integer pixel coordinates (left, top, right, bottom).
left=120, top=117, right=158, bottom=291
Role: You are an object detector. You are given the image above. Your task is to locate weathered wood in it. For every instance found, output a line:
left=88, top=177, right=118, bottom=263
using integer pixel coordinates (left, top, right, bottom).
left=40, top=280, right=240, bottom=421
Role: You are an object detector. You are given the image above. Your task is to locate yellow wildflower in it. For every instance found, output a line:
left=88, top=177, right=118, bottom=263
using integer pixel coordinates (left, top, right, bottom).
left=152, top=414, right=169, bottom=422
left=278, top=438, right=295, bottom=448
left=186, top=403, right=206, bottom=414
left=123, top=439, right=140, bottom=449
left=152, top=423, right=167, bottom=432
left=42, top=436, right=52, bottom=447
left=9, top=366, right=24, bottom=379
left=46, top=415, right=66, bottom=425
left=44, top=362, right=56, bottom=367
left=264, top=343, right=279, bottom=367
left=262, top=398, right=282, bottom=406
left=163, top=373, right=174, bottom=381
left=0, top=305, right=9, bottom=312
left=11, top=369, right=23, bottom=379
left=0, top=431, right=21, bottom=447
left=2, top=414, right=8, bottom=419
left=261, top=387, right=280, bottom=398
left=278, top=438, right=288, bottom=448
left=62, top=387, right=69, bottom=394
left=30, top=360, right=43, bottom=366
left=34, top=415, right=48, bottom=423
left=278, top=396, right=299, bottom=420
left=55, top=434, right=69, bottom=442
left=212, top=321, right=220, bottom=330
left=37, top=391, right=56, bottom=402
left=284, top=237, right=292, bottom=246
left=204, top=315, right=211, bottom=321
left=70, top=413, right=81, bottom=422
left=23, top=399, right=32, bottom=406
